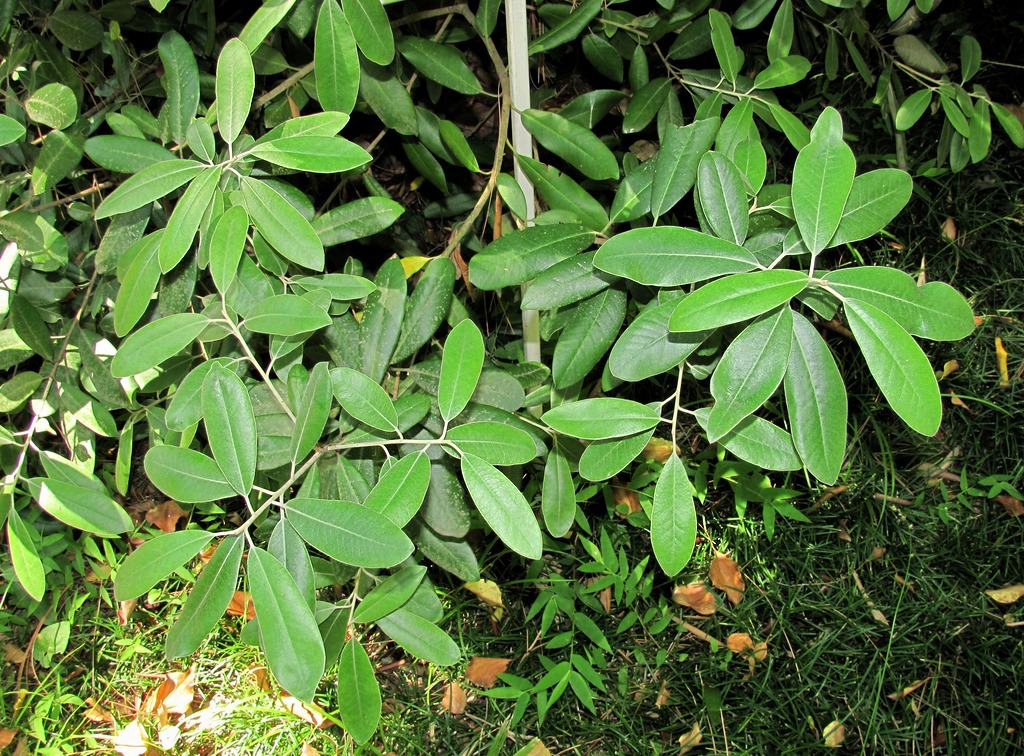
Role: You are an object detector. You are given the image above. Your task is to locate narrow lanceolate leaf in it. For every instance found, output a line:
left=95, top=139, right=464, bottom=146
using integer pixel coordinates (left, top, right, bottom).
left=785, top=312, right=847, bottom=484
left=542, top=398, right=661, bottom=440
left=7, top=508, right=46, bottom=601
left=343, top=0, right=394, bottom=64
left=115, top=530, right=214, bottom=602
left=397, top=37, right=482, bottom=95
left=593, top=227, right=757, bottom=286
left=697, top=152, right=749, bottom=245
left=36, top=479, right=133, bottom=536
left=338, top=640, right=382, bottom=745
left=84, top=135, right=176, bottom=174
left=241, top=177, right=324, bottom=270
left=529, top=0, right=602, bottom=55
left=522, top=109, right=619, bottom=181
left=244, top=294, right=331, bottom=336
left=360, top=258, right=406, bottom=383
left=353, top=565, right=426, bottom=624
left=670, top=269, right=807, bottom=332
left=248, top=547, right=326, bottom=703
left=578, top=428, right=655, bottom=482
left=707, top=307, right=794, bottom=441
left=469, top=224, right=594, bottom=290
left=110, top=313, right=209, bottom=377
left=552, top=288, right=626, bottom=389
left=269, top=518, right=315, bottom=609
left=112, top=227, right=160, bottom=336
left=650, top=455, right=696, bottom=576
left=291, top=362, right=332, bottom=464
left=376, top=607, right=460, bottom=666
left=315, top=0, right=359, bottom=114
left=287, top=499, right=414, bottom=568
left=95, top=159, right=205, bottom=219
left=461, top=454, right=542, bottom=560
left=753, top=55, right=811, bottom=89
left=844, top=299, right=941, bottom=436
left=209, top=205, right=249, bottom=294
left=157, top=31, right=200, bottom=145
left=216, top=38, right=255, bottom=145
left=166, top=534, right=244, bottom=658
left=792, top=107, right=856, bottom=254
left=445, top=422, right=538, bottom=466
left=330, top=366, right=398, bottom=432
left=609, top=298, right=710, bottom=382
left=651, top=118, right=720, bottom=220
left=203, top=366, right=257, bottom=496
left=238, top=0, right=298, bottom=52
left=249, top=136, right=370, bottom=173
left=438, top=320, right=484, bottom=424
left=542, top=446, right=576, bottom=538
left=392, top=258, right=456, bottom=363
left=144, top=446, right=238, bottom=503
left=159, top=166, right=221, bottom=272
left=829, top=169, right=913, bottom=246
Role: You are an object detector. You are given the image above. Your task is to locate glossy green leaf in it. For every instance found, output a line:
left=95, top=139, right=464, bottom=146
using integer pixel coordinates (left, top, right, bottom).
left=829, top=169, right=913, bottom=246
left=753, top=55, right=811, bottom=89
left=31, top=129, right=84, bottom=195
left=895, top=88, right=931, bottom=131
left=792, top=108, right=856, bottom=254
left=543, top=398, right=660, bottom=440
left=438, top=319, right=484, bottom=424
left=337, top=639, right=382, bottom=744
left=244, top=294, right=331, bottom=335
left=315, top=0, right=359, bottom=113
left=893, top=34, right=947, bottom=75
left=353, top=565, right=426, bottom=624
left=623, top=78, right=671, bottom=134
left=397, top=37, right=482, bottom=95
left=522, top=109, right=619, bottom=181
left=559, top=90, right=628, bottom=130
left=376, top=607, right=460, bottom=666
left=362, top=452, right=430, bottom=527
left=446, top=422, right=537, bottom=466
left=203, top=366, right=257, bottom=496
left=343, top=0, right=394, bottom=64
left=695, top=407, right=802, bottom=472
left=36, top=478, right=133, bottom=536
left=259, top=112, right=350, bottom=142
left=113, top=232, right=161, bottom=337
left=8, top=508, right=45, bottom=601
left=85, top=135, right=176, bottom=174
left=216, top=38, right=254, bottom=145
left=766, top=102, right=810, bottom=150
left=517, top=156, right=608, bottom=232
left=529, top=0, right=602, bottom=55
left=670, top=270, right=807, bottom=332
left=209, top=205, right=249, bottom=294
left=393, top=258, right=456, bottom=362
left=992, top=102, right=1024, bottom=149
left=9, top=295, right=52, bottom=361
left=330, top=366, right=398, bottom=432
left=294, top=274, right=375, bottom=302
left=159, top=166, right=221, bottom=272
left=650, top=118, right=720, bottom=220
left=269, top=518, right=315, bottom=610
left=552, top=288, right=625, bottom=389
left=111, top=313, right=208, bottom=377
left=249, top=136, right=370, bottom=173
left=359, top=59, right=417, bottom=135
left=969, top=98, right=992, bottom=164
left=650, top=455, right=696, bottom=576
left=542, top=446, right=575, bottom=538
left=521, top=252, right=613, bottom=310
left=157, top=31, right=200, bottom=145
left=25, top=83, right=77, bottom=130
left=115, top=531, right=214, bottom=602
left=609, top=158, right=656, bottom=224
left=241, top=177, right=325, bottom=270
left=290, top=363, right=332, bottom=464
left=735, top=0, right=779, bottom=29
left=313, top=197, right=404, bottom=248
left=578, top=428, right=655, bottom=482
left=471, top=223, right=594, bottom=290
left=238, top=0, right=298, bottom=51
left=248, top=547, right=326, bottom=703
left=144, top=446, right=238, bottom=503
left=609, top=298, right=709, bottom=382
left=0, top=114, right=26, bottom=147
left=95, top=159, right=205, bottom=219
left=461, top=454, right=542, bottom=560
left=287, top=498, right=414, bottom=568
left=708, top=9, right=744, bottom=83
left=166, top=534, right=244, bottom=658
left=582, top=33, right=623, bottom=82
left=359, top=258, right=406, bottom=382
left=439, top=120, right=480, bottom=172
left=697, top=152, right=749, bottom=245
left=594, top=227, right=757, bottom=286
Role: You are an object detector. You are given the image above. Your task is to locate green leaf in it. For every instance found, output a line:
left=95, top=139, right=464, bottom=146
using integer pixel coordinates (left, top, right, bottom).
left=623, top=78, right=671, bottom=134
left=766, top=102, right=810, bottom=150
left=844, top=299, right=942, bottom=436
left=115, top=531, right=214, bottom=602
left=36, top=478, right=133, bottom=536
left=353, top=564, right=426, bottom=623
left=291, top=362, right=332, bottom=464
left=9, top=295, right=53, bottom=361
left=287, top=498, right=414, bottom=568
left=792, top=108, right=856, bottom=254
left=241, top=177, right=325, bottom=270
left=48, top=9, right=103, bottom=50
left=893, top=34, right=947, bottom=75
left=343, top=0, right=394, bottom=64
left=552, top=288, right=626, bottom=389
left=294, top=274, right=376, bottom=301
left=517, top=156, right=608, bottom=233
left=695, top=408, right=802, bottom=472
left=259, top=112, right=350, bottom=142
left=248, top=547, right=326, bottom=703
left=706, top=307, right=793, bottom=441
left=542, top=446, right=576, bottom=538
left=670, top=270, right=807, bottom=332
left=438, top=320, right=484, bottom=424
left=992, top=102, right=1024, bottom=149
left=578, top=428, right=655, bottom=482
left=650, top=118, right=720, bottom=220
left=315, top=0, right=360, bottom=113
left=960, top=34, right=981, bottom=83
left=895, top=88, right=932, bottom=131
left=313, top=197, right=404, bottom=247
left=582, top=33, right=623, bottom=82
left=215, top=38, right=255, bottom=145
left=753, top=55, right=811, bottom=89
left=113, top=232, right=161, bottom=337
left=157, top=31, right=201, bottom=145
left=376, top=607, right=460, bottom=666
left=7, top=508, right=45, bottom=601
left=529, top=0, right=602, bottom=55
left=594, top=227, right=757, bottom=286
left=165, top=358, right=230, bottom=432
left=784, top=312, right=847, bottom=484
left=470, top=224, right=595, bottom=290
left=330, top=366, right=398, bottom=432
left=969, top=98, right=992, bottom=164
left=249, top=136, right=371, bottom=173
left=25, top=83, right=78, bottom=130
left=650, top=455, right=696, bottom=576
left=85, top=135, right=176, bottom=174
left=203, top=366, right=257, bottom=496
left=446, top=422, right=537, bottom=466
left=829, top=169, right=913, bottom=246
left=362, top=452, right=430, bottom=527
left=269, top=518, right=315, bottom=609
left=609, top=159, right=655, bottom=224
left=95, top=159, right=206, bottom=219
left=31, top=129, right=85, bottom=195
left=543, top=398, right=660, bottom=440
left=708, top=9, right=744, bottom=83
left=522, top=109, right=619, bottom=181
left=697, top=152, right=749, bottom=245
left=461, top=454, right=542, bottom=560
left=393, top=258, right=456, bottom=363
left=0, top=114, right=26, bottom=147
left=110, top=313, right=208, bottom=377
left=209, top=205, right=249, bottom=294
left=521, top=252, right=612, bottom=311
left=159, top=166, right=221, bottom=272
left=609, top=298, right=710, bottom=382
left=238, top=0, right=298, bottom=52
left=337, top=640, right=382, bottom=744
left=166, top=534, right=244, bottom=658
left=397, top=37, right=482, bottom=95
left=244, top=294, right=331, bottom=336
left=144, top=446, right=238, bottom=503
left=358, top=59, right=417, bottom=136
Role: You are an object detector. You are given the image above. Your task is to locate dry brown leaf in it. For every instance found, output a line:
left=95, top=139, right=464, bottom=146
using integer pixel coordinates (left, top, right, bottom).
left=301, top=745, right=321, bottom=756
left=655, top=680, right=671, bottom=707
left=517, top=739, right=551, bottom=756
left=278, top=694, right=329, bottom=728
left=888, top=678, right=928, bottom=700
left=672, top=582, right=717, bottom=615
left=997, top=494, right=1024, bottom=517
left=463, top=579, right=505, bottom=621
left=250, top=665, right=272, bottom=692
left=145, top=500, right=188, bottom=534
left=118, top=599, right=137, bottom=626
left=143, top=669, right=196, bottom=719
left=916, top=255, right=927, bottom=287
left=440, top=681, right=467, bottom=715
left=985, top=584, right=1024, bottom=605
left=3, top=642, right=26, bottom=664
left=226, top=591, right=256, bottom=620
left=83, top=698, right=115, bottom=724
left=870, top=546, right=887, bottom=560
left=0, top=729, right=16, bottom=748
left=678, top=722, right=702, bottom=753
left=823, top=720, right=846, bottom=748
left=641, top=437, right=678, bottom=463
left=940, top=217, right=957, bottom=242
left=837, top=520, right=852, bottom=542
left=709, top=552, right=745, bottom=605
left=949, top=391, right=972, bottom=412
left=725, top=633, right=768, bottom=661
left=596, top=583, right=612, bottom=613
left=465, top=657, right=510, bottom=688
left=112, top=720, right=153, bottom=756
left=611, top=479, right=642, bottom=517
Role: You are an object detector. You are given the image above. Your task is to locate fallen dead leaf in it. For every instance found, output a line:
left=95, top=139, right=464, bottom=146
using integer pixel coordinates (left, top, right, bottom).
left=278, top=694, right=329, bottom=728
left=888, top=678, right=929, bottom=700
left=725, top=633, right=768, bottom=661
left=940, top=217, right=957, bottom=242
left=199, top=542, right=218, bottom=563
left=678, top=722, right=702, bottom=753
left=118, top=599, right=137, bottom=625
left=709, top=552, right=745, bottom=605
left=871, top=546, right=887, bottom=560
left=672, top=582, right=717, bottom=615
left=250, top=665, right=272, bottom=692
left=998, top=494, right=1024, bottom=517
left=0, top=729, right=16, bottom=748
left=916, top=255, right=926, bottom=286
left=517, top=739, right=551, bottom=756
left=3, top=642, right=26, bottom=664
left=143, top=669, right=196, bottom=719
left=440, top=681, right=467, bottom=715
left=227, top=591, right=256, bottom=620
left=611, top=479, right=642, bottom=517
left=83, top=698, right=115, bottom=724
left=985, top=584, right=1024, bottom=605
left=463, top=579, right=505, bottom=621
left=939, top=359, right=959, bottom=380
left=996, top=337, right=1010, bottom=388
left=641, top=437, right=678, bottom=464
left=465, top=657, right=510, bottom=688
left=145, top=500, right=188, bottom=534
left=655, top=680, right=671, bottom=707
left=949, top=391, right=971, bottom=412
left=301, top=745, right=321, bottom=756
left=112, top=719, right=153, bottom=756
left=823, top=720, right=846, bottom=748
left=595, top=582, right=612, bottom=613
left=837, top=519, right=852, bottom=542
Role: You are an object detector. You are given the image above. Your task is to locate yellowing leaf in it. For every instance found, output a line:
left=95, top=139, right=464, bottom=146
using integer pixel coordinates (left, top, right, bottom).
left=671, top=582, right=717, bottom=615
left=465, top=657, right=510, bottom=688
left=4, top=642, right=27, bottom=664
left=939, top=359, right=959, bottom=380
left=400, top=256, right=431, bottom=278
left=995, top=337, right=1010, bottom=388
left=985, top=584, right=1024, bottom=605
left=823, top=720, right=846, bottom=748
left=678, top=722, right=702, bottom=753
left=940, top=217, right=957, bottom=242
left=641, top=436, right=678, bottom=463
left=463, top=579, right=505, bottom=621
left=517, top=739, right=552, bottom=756
left=887, top=678, right=929, bottom=700
left=709, top=552, right=745, bottom=605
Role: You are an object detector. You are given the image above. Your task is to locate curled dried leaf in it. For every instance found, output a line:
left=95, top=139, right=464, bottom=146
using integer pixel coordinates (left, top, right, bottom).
left=145, top=500, right=188, bottom=534
left=465, top=657, right=510, bottom=688
left=709, top=552, right=745, bottom=605
left=672, top=582, right=717, bottom=615
left=226, top=591, right=256, bottom=620
left=440, top=680, right=467, bottom=715
left=678, top=722, right=702, bottom=753
left=641, top=437, right=678, bottom=463
left=887, top=677, right=928, bottom=700
left=823, top=720, right=846, bottom=748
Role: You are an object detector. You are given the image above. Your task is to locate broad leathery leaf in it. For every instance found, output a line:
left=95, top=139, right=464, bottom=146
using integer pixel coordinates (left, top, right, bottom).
left=844, top=299, right=942, bottom=436
left=166, top=534, right=244, bottom=658
left=330, top=366, right=399, bottom=432
left=768, top=0, right=794, bottom=60
left=313, top=196, right=405, bottom=247
left=578, top=428, right=655, bottom=482
left=392, top=258, right=456, bottom=363
left=241, top=177, right=324, bottom=270
left=529, top=0, right=602, bottom=55
left=203, top=366, right=258, bottom=496
left=209, top=205, right=249, bottom=294
left=753, top=55, right=811, bottom=88
left=238, top=0, right=298, bottom=52
left=651, top=118, right=720, bottom=220
left=287, top=498, right=414, bottom=568
left=461, top=454, right=542, bottom=560
left=397, top=37, right=482, bottom=95
left=609, top=158, right=655, bottom=224
left=360, top=258, right=406, bottom=383
left=438, top=319, right=484, bottom=424
left=294, top=274, right=376, bottom=301
left=623, top=77, right=671, bottom=134
left=36, top=478, right=133, bottom=536
left=144, top=446, right=238, bottom=503
left=446, top=422, right=537, bottom=466
left=353, top=565, right=426, bottom=624
left=470, top=224, right=594, bottom=290
left=111, top=312, right=208, bottom=377
left=115, top=531, right=214, bottom=601
left=32, top=129, right=85, bottom=196
left=552, top=288, right=626, bottom=389
left=969, top=98, right=992, bottom=165
left=159, top=166, right=221, bottom=272
left=359, top=59, right=417, bottom=135
left=708, top=9, right=744, bottom=83
left=543, top=398, right=661, bottom=440
left=7, top=508, right=45, bottom=601
left=84, top=135, right=176, bottom=174
left=248, top=547, right=326, bottom=703
left=402, top=140, right=447, bottom=192
left=414, top=529, right=479, bottom=584
left=95, top=159, right=205, bottom=219
left=992, top=102, right=1024, bottom=149
left=594, top=227, right=757, bottom=286
left=542, top=446, right=575, bottom=538
left=560, top=90, right=628, bottom=130
left=735, top=0, right=780, bottom=30
left=343, top=0, right=394, bottom=64
left=895, top=88, right=931, bottom=131
left=362, top=452, right=430, bottom=527
left=582, top=33, right=623, bottom=82
left=829, top=169, right=913, bottom=246
left=893, top=34, right=947, bottom=75
left=823, top=267, right=974, bottom=341
left=244, top=294, right=331, bottom=336
left=290, top=362, right=332, bottom=464
left=337, top=640, right=382, bottom=744
left=960, top=34, right=981, bottom=83
left=315, top=0, right=359, bottom=114
left=792, top=108, right=856, bottom=254
left=784, top=312, right=846, bottom=484
left=258, top=112, right=350, bottom=143
left=268, top=518, right=315, bottom=610
left=521, top=252, right=613, bottom=310
left=0, top=114, right=26, bottom=147
left=157, top=31, right=200, bottom=145
left=707, top=307, right=794, bottom=441
left=517, top=155, right=608, bottom=232
left=670, top=269, right=807, bottom=332
left=216, top=38, right=255, bottom=145
left=249, top=136, right=371, bottom=173
left=376, top=606, right=460, bottom=666
left=697, top=152, right=749, bottom=245
left=439, top=120, right=480, bottom=172
left=522, top=109, right=619, bottom=181
left=651, top=455, right=696, bottom=576
left=113, top=232, right=160, bottom=337
left=609, top=298, right=710, bottom=382
left=767, top=101, right=810, bottom=150
left=166, top=358, right=231, bottom=432
left=694, top=407, right=802, bottom=472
